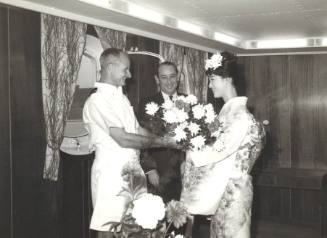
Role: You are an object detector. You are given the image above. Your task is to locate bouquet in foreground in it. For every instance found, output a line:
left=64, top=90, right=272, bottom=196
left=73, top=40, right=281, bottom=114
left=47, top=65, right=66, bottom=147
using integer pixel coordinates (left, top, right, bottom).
left=145, top=95, right=221, bottom=151
left=105, top=161, right=189, bottom=238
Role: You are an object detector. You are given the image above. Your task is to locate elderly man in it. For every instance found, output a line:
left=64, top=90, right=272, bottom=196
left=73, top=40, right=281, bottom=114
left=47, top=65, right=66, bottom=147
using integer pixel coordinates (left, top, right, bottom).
left=83, top=48, right=176, bottom=238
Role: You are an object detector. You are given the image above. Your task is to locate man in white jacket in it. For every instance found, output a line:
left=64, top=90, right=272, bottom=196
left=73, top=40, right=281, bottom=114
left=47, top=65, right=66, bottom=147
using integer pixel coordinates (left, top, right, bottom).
left=83, top=48, right=177, bottom=238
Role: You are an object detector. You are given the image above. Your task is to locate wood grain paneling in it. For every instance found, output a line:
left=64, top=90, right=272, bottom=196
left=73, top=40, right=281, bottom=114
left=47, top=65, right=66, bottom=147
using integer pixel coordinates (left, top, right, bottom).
left=243, top=53, right=327, bottom=233
left=240, top=54, right=327, bottom=170
left=0, top=5, right=11, bottom=238
left=8, top=8, right=56, bottom=238
left=312, top=54, right=327, bottom=168
left=253, top=187, right=291, bottom=220
left=288, top=54, right=327, bottom=169
left=239, top=55, right=291, bottom=169
left=289, top=55, right=315, bottom=168
left=291, top=189, right=321, bottom=224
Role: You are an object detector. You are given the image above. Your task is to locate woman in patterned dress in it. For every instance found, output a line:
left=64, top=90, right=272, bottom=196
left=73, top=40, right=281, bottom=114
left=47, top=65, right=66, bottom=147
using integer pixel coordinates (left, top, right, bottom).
left=180, top=52, right=265, bottom=238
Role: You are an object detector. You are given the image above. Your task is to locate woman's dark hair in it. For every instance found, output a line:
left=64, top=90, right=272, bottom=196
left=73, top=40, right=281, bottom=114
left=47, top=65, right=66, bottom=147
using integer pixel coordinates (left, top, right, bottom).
left=206, top=51, right=246, bottom=96
left=205, top=51, right=236, bottom=78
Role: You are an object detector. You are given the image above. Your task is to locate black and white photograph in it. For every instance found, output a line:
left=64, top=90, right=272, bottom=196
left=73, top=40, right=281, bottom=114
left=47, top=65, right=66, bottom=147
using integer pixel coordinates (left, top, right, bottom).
left=0, top=0, right=327, bottom=237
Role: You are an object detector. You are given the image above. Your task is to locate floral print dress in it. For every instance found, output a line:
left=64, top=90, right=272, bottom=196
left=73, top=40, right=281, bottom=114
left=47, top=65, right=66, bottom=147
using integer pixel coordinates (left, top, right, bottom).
left=180, top=97, right=265, bottom=238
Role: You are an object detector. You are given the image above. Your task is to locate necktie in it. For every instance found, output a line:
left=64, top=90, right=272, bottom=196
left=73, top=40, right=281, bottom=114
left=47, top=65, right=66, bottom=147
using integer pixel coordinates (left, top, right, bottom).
left=169, top=95, right=173, bottom=101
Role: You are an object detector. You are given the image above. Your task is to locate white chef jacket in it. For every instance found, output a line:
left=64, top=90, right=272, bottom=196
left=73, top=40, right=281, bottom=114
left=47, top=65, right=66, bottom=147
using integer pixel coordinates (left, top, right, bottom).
left=83, top=82, right=141, bottom=231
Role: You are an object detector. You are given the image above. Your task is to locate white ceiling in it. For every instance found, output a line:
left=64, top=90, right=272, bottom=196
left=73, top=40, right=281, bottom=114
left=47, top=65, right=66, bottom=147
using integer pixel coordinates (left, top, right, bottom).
left=2, top=0, right=327, bottom=54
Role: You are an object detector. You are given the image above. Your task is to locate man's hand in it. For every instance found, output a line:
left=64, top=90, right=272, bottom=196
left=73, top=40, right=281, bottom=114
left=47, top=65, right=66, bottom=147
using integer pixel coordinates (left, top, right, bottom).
left=147, top=169, right=160, bottom=187
left=162, top=136, right=184, bottom=150
left=162, top=136, right=178, bottom=148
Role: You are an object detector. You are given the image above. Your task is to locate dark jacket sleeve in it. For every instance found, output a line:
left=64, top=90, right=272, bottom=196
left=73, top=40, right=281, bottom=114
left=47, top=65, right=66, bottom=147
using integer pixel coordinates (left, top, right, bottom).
left=138, top=96, right=158, bottom=173
left=137, top=97, right=148, bottom=128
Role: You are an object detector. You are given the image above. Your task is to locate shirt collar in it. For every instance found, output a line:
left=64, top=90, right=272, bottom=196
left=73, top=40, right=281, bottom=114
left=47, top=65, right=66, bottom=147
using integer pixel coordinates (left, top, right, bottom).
left=161, top=91, right=177, bottom=101
left=94, top=82, right=123, bottom=97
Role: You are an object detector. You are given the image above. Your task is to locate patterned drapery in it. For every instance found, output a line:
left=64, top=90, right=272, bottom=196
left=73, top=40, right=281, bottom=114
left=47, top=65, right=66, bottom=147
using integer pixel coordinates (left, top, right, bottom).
left=41, top=14, right=87, bottom=181
left=185, top=48, right=208, bottom=103
left=159, top=41, right=208, bottom=102
left=94, top=26, right=127, bottom=50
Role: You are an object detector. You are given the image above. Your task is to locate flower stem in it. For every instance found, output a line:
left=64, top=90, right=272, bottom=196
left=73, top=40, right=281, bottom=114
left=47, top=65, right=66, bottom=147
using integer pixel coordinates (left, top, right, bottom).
left=163, top=221, right=173, bottom=237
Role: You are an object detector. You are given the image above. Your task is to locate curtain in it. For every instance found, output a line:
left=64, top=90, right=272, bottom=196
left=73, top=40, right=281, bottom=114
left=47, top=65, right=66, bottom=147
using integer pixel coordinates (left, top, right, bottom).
left=159, top=41, right=208, bottom=102
left=94, top=26, right=127, bottom=50
left=185, top=48, right=208, bottom=103
left=41, top=14, right=87, bottom=181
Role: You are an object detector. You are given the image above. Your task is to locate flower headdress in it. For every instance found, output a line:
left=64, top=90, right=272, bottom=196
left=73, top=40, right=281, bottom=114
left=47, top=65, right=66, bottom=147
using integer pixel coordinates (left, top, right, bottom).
left=205, top=51, right=236, bottom=77
left=205, top=52, right=223, bottom=71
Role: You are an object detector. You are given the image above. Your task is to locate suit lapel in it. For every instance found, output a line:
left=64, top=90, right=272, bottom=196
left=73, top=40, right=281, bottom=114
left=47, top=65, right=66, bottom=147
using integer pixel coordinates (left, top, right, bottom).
left=154, top=92, right=164, bottom=104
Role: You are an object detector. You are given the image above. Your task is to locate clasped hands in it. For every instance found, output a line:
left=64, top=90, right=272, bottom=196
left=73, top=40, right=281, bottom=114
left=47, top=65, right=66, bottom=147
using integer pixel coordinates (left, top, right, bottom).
left=160, top=134, right=182, bottom=150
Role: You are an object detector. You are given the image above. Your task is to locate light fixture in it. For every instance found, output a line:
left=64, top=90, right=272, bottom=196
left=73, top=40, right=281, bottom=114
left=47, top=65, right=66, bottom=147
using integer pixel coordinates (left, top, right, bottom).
left=128, top=3, right=164, bottom=24
left=256, top=39, right=308, bottom=49
left=214, top=32, right=238, bottom=46
left=176, top=20, right=203, bottom=36
left=78, top=0, right=109, bottom=8
left=321, top=38, right=327, bottom=46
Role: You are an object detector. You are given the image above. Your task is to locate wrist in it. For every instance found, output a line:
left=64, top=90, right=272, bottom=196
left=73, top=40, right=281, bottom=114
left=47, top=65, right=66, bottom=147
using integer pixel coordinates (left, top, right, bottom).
left=152, top=136, right=163, bottom=147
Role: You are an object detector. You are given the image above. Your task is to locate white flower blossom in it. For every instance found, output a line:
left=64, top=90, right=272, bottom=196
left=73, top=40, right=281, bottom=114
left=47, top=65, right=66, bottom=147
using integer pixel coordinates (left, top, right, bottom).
left=204, top=103, right=214, bottom=113
left=145, top=102, right=159, bottom=116
left=174, top=125, right=187, bottom=142
left=190, top=135, right=206, bottom=150
left=205, top=111, right=216, bottom=123
left=132, top=193, right=165, bottom=230
left=192, top=104, right=206, bottom=119
left=184, top=95, right=198, bottom=105
left=175, top=109, right=189, bottom=123
left=162, top=100, right=174, bottom=110
left=163, top=109, right=178, bottom=123
left=204, top=104, right=216, bottom=123
left=188, top=122, right=200, bottom=136
left=176, top=95, right=187, bottom=102
left=171, top=232, right=185, bottom=238
left=205, top=53, right=223, bottom=70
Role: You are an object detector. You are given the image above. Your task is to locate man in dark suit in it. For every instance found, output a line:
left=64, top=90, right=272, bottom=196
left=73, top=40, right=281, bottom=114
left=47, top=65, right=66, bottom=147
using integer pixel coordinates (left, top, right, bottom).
left=138, top=61, right=185, bottom=204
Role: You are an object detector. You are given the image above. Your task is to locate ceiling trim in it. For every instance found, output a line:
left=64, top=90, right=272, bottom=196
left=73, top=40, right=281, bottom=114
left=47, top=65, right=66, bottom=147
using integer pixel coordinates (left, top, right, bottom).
left=0, top=0, right=223, bottom=53
left=2, top=0, right=327, bottom=55
left=238, top=51, right=327, bottom=56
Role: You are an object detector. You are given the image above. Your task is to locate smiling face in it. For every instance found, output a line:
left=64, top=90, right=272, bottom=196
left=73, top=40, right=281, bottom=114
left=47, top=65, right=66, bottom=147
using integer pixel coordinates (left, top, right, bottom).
left=208, top=74, right=228, bottom=98
left=156, top=64, right=179, bottom=95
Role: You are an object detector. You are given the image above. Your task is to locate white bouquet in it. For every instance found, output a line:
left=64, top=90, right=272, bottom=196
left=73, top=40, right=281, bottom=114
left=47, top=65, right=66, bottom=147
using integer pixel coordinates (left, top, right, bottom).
left=145, top=95, right=221, bottom=151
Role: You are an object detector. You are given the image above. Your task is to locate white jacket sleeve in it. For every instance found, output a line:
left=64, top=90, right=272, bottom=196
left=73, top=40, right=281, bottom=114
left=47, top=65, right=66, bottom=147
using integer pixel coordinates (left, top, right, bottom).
left=83, top=94, right=123, bottom=147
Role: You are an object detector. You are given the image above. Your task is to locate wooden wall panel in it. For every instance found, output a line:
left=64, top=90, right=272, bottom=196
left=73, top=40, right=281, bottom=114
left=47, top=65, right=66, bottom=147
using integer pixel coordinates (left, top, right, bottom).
left=253, top=187, right=291, bottom=220
left=288, top=54, right=327, bottom=169
left=240, top=56, right=291, bottom=169
left=0, top=5, right=11, bottom=238
left=8, top=8, right=56, bottom=238
left=291, top=190, right=321, bottom=225
left=244, top=54, right=327, bottom=233
left=241, top=54, right=327, bottom=170
left=289, top=55, right=316, bottom=168
left=62, top=152, right=95, bottom=238
left=312, top=54, right=327, bottom=168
